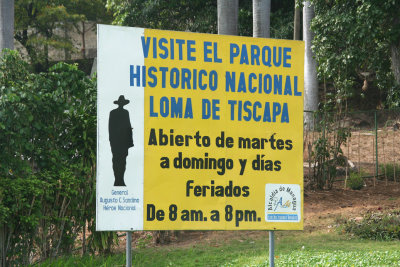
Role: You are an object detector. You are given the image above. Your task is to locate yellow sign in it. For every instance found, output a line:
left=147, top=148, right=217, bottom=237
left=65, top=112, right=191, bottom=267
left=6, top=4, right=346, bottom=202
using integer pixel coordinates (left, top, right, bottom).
left=97, top=25, right=304, bottom=231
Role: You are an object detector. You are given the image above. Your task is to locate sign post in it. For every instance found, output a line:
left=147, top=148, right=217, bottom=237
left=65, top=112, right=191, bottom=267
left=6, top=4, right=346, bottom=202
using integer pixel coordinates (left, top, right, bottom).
left=96, top=24, right=304, bottom=241
left=126, top=232, right=132, bottom=267
left=269, top=230, right=275, bottom=267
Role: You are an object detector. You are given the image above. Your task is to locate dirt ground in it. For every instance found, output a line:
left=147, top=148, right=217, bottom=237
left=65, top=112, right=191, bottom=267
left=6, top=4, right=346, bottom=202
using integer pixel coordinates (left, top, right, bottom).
left=118, top=179, right=400, bottom=250
left=304, top=179, right=400, bottom=231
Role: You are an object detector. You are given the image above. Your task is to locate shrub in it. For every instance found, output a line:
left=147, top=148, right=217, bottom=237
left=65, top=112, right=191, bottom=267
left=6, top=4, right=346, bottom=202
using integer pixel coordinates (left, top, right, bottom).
left=347, top=172, right=364, bottom=190
left=341, top=211, right=400, bottom=240
left=311, top=111, right=350, bottom=190
left=0, top=49, right=106, bottom=265
left=379, top=163, right=400, bottom=181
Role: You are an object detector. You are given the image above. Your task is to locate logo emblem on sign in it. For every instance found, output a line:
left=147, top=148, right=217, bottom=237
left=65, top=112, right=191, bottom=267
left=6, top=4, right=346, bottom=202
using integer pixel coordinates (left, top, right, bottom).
left=265, top=184, right=301, bottom=222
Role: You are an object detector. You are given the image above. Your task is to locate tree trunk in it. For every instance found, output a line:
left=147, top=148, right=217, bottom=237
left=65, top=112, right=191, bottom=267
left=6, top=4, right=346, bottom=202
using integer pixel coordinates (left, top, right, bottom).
left=303, top=1, right=318, bottom=128
left=64, top=26, right=71, bottom=60
left=253, top=0, right=271, bottom=38
left=218, top=0, right=238, bottom=35
left=391, top=43, right=400, bottom=85
left=390, top=18, right=400, bottom=85
left=81, top=21, right=86, bottom=59
left=294, top=2, right=301, bottom=40
left=0, top=0, right=14, bottom=51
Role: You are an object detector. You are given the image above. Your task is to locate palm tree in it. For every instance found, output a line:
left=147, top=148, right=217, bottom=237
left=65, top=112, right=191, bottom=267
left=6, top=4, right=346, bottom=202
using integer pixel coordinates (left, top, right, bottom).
left=303, top=1, right=318, bottom=128
left=0, top=0, right=14, bottom=51
left=217, top=0, right=238, bottom=35
left=293, top=1, right=301, bottom=40
left=253, top=0, right=271, bottom=38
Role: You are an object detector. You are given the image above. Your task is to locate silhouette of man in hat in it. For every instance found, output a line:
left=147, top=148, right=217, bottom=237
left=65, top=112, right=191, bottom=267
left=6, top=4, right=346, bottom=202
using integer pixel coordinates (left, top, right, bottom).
left=109, top=95, right=134, bottom=186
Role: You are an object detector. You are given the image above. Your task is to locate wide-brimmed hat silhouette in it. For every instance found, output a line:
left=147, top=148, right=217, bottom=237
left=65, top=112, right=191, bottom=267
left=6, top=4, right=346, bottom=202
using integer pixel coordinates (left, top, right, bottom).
left=114, top=95, right=130, bottom=105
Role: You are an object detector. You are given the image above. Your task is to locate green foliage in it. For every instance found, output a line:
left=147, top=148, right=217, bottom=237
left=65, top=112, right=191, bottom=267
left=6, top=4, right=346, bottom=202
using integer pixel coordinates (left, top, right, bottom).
left=341, top=211, right=400, bottom=241
left=14, top=0, right=111, bottom=72
left=136, top=233, right=153, bottom=249
left=238, top=0, right=252, bottom=36
left=0, top=49, right=108, bottom=265
left=311, top=0, right=400, bottom=109
left=107, top=0, right=295, bottom=38
left=270, top=8, right=294, bottom=39
left=86, top=231, right=119, bottom=255
left=379, top=163, right=400, bottom=181
left=347, top=171, right=364, bottom=190
left=107, top=0, right=218, bottom=33
left=311, top=111, right=350, bottom=189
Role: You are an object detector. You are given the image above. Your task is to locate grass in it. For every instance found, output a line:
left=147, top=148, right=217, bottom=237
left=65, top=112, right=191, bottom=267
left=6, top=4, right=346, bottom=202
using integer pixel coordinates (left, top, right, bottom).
left=36, top=231, right=400, bottom=267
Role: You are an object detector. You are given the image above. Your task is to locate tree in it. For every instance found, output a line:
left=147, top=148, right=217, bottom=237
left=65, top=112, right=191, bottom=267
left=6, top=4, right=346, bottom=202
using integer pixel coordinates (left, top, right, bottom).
left=218, top=0, right=238, bottom=35
left=303, top=1, right=318, bottom=126
left=107, top=0, right=217, bottom=33
left=64, top=0, right=112, bottom=59
left=311, top=0, right=400, bottom=109
left=14, top=0, right=110, bottom=72
left=253, top=0, right=270, bottom=38
left=0, top=0, right=14, bottom=51
left=14, top=1, right=78, bottom=71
